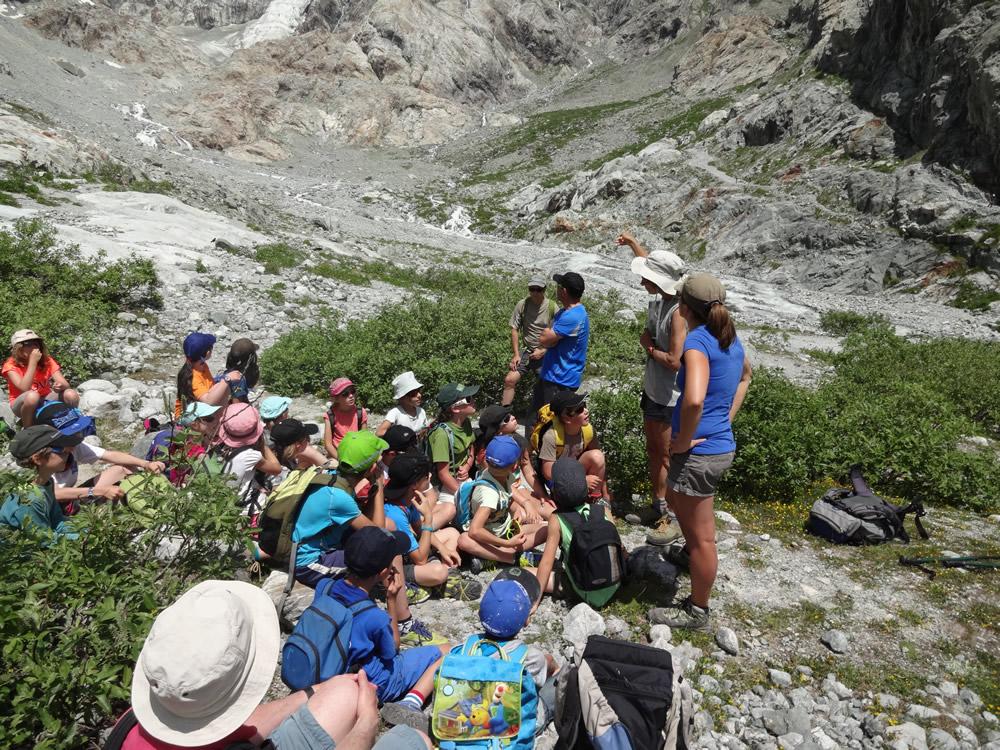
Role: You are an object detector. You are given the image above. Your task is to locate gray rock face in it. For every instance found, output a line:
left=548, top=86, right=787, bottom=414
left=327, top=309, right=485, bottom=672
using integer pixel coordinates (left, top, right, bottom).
left=805, top=0, right=1000, bottom=196
left=716, top=626, right=740, bottom=655
left=820, top=629, right=848, bottom=654
left=562, top=602, right=606, bottom=651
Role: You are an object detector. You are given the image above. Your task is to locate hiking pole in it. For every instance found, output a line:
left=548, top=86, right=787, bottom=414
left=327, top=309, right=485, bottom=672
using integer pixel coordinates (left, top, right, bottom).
left=899, top=555, right=1000, bottom=579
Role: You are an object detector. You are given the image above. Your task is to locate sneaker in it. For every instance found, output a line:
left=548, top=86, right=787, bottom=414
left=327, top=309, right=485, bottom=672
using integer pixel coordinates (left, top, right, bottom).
left=465, top=557, right=496, bottom=575
left=440, top=573, right=483, bottom=601
left=646, top=517, right=684, bottom=546
left=662, top=544, right=690, bottom=571
left=406, top=582, right=431, bottom=605
left=399, top=617, right=448, bottom=648
left=380, top=701, right=429, bottom=732
left=648, top=596, right=710, bottom=632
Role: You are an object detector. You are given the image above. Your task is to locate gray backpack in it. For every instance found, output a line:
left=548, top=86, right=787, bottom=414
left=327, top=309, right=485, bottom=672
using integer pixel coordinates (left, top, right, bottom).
left=807, top=467, right=928, bottom=545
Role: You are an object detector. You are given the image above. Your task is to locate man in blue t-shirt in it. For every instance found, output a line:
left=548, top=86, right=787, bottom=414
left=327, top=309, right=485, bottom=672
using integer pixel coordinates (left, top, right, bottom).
left=532, top=271, right=590, bottom=416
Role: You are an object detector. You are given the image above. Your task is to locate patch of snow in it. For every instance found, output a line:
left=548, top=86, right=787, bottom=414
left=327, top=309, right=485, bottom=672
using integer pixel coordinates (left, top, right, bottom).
left=115, top=103, right=192, bottom=151
left=103, top=60, right=124, bottom=69
left=240, top=0, right=312, bottom=48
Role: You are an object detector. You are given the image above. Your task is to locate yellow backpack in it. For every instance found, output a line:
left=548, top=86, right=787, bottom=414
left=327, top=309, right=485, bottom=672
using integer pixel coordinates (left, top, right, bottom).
left=530, top=404, right=594, bottom=458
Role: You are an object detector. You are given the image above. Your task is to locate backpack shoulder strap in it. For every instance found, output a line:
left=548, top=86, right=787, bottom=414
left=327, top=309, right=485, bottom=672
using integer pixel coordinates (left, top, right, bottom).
left=348, top=599, right=379, bottom=616
left=356, top=406, right=363, bottom=429
left=102, top=708, right=139, bottom=750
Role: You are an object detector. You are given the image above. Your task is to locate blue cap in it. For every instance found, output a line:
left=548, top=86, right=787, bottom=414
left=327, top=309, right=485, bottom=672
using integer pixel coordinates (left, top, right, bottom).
left=34, top=401, right=96, bottom=438
left=183, top=331, right=216, bottom=361
left=485, top=435, right=521, bottom=468
left=178, top=401, right=222, bottom=426
left=260, top=395, right=292, bottom=421
left=479, top=579, right=532, bottom=639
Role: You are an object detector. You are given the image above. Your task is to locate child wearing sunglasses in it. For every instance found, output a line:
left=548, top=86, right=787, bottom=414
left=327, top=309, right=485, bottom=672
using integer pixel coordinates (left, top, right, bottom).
left=324, top=377, right=369, bottom=458
left=0, top=425, right=83, bottom=539
left=537, top=391, right=611, bottom=505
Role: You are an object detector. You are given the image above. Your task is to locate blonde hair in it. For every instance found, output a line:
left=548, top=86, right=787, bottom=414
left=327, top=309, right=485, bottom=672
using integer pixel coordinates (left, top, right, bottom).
left=12, top=339, right=50, bottom=367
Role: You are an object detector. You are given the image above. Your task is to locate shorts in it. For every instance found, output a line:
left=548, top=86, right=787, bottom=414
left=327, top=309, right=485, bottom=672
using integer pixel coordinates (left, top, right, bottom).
left=515, top=349, right=544, bottom=375
left=668, top=451, right=735, bottom=497
left=640, top=392, right=673, bottom=423
left=532, top=378, right=577, bottom=412
left=373, top=725, right=428, bottom=750
left=270, top=704, right=336, bottom=750
left=11, top=390, right=59, bottom=416
left=363, top=644, right=443, bottom=703
left=295, top=549, right=346, bottom=588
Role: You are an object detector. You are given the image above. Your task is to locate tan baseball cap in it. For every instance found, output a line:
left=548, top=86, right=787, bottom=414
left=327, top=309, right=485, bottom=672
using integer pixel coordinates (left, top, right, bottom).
left=10, top=329, right=41, bottom=348
left=681, top=274, right=726, bottom=305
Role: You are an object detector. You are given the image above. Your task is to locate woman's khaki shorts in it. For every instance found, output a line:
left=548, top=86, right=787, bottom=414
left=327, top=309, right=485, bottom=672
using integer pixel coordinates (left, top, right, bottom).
left=668, top=450, right=735, bottom=497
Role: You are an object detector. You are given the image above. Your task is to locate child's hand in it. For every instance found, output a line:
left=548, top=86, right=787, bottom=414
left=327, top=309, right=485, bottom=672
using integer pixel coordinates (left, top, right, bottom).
left=507, top=532, right=528, bottom=550
left=385, top=567, right=403, bottom=597
left=355, top=671, right=380, bottom=727
left=439, top=547, right=462, bottom=568
left=28, top=349, right=42, bottom=366
left=586, top=475, right=602, bottom=492
left=413, top=487, right=436, bottom=521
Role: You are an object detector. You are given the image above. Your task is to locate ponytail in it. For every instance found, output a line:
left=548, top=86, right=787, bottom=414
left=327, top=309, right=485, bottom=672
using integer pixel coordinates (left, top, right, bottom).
left=707, top=303, right=736, bottom=350
left=682, top=292, right=737, bottom=350
left=177, top=361, right=195, bottom=405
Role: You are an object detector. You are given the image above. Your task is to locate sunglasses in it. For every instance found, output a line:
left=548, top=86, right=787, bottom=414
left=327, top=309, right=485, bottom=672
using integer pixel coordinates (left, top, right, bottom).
left=405, top=389, right=421, bottom=398
left=528, top=286, right=545, bottom=292
left=339, top=388, right=357, bottom=397
left=501, top=413, right=515, bottom=424
left=452, top=398, right=475, bottom=408
left=563, top=405, right=587, bottom=417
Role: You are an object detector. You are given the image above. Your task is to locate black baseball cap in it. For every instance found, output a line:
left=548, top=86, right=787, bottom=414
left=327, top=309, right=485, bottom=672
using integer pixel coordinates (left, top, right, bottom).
left=553, top=271, right=585, bottom=297
left=385, top=452, right=432, bottom=500
left=436, top=383, right=480, bottom=408
left=551, top=457, right=588, bottom=509
left=384, top=424, right=417, bottom=453
left=551, top=390, right=587, bottom=416
left=269, top=418, right=318, bottom=447
left=493, top=566, right=542, bottom=605
left=344, top=526, right=411, bottom=577
left=9, top=424, right=82, bottom=460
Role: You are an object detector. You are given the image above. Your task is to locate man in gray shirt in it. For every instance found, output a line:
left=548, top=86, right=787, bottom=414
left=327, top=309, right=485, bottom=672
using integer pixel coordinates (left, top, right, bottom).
left=502, top=277, right=557, bottom=408
left=618, top=233, right=687, bottom=545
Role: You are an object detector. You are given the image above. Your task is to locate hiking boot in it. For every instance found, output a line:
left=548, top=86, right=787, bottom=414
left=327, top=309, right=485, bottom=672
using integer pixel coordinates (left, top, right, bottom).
left=380, top=702, right=429, bottom=732
left=646, top=517, right=684, bottom=546
left=406, top=582, right=431, bottom=606
left=662, top=544, right=690, bottom=571
left=625, top=501, right=669, bottom=526
left=399, top=617, right=448, bottom=648
left=648, top=597, right=710, bottom=632
left=465, top=557, right=496, bottom=575
left=440, top=573, right=483, bottom=601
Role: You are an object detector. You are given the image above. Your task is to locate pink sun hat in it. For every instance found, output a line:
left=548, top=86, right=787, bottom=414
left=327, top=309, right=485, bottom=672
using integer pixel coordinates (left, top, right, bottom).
left=216, top=403, right=264, bottom=448
left=329, top=377, right=355, bottom=398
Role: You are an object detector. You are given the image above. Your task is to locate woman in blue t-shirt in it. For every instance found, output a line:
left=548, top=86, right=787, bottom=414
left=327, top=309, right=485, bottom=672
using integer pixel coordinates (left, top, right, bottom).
left=653, top=274, right=752, bottom=632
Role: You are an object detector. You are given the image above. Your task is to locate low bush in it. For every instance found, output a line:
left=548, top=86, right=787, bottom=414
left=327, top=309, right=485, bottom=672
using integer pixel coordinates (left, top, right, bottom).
left=818, top=309, right=889, bottom=336
left=262, top=269, right=640, bottom=413
left=255, top=242, right=302, bottom=274
left=0, top=466, right=250, bottom=749
left=0, top=219, right=162, bottom=380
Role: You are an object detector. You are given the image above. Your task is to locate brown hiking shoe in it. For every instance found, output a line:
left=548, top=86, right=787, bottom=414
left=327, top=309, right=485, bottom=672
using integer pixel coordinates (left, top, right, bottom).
left=646, top=517, right=684, bottom=546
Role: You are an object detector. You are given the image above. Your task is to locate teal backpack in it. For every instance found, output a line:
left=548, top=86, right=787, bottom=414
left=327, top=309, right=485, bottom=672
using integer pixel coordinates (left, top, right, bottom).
left=431, top=634, right=538, bottom=750
left=455, top=478, right=494, bottom=529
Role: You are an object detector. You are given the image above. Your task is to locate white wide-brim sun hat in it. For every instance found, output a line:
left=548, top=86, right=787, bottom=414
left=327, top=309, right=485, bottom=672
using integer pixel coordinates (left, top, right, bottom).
left=631, top=250, right=687, bottom=295
left=131, top=580, right=280, bottom=747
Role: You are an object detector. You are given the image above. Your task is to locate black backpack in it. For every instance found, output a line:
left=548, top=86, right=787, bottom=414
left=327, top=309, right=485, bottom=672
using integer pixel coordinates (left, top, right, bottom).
left=556, top=635, right=693, bottom=750
left=807, top=466, right=928, bottom=545
left=560, top=504, right=625, bottom=606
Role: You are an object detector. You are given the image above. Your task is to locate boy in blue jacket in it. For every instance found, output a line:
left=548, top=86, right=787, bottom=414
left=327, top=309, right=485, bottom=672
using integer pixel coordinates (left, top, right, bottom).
left=327, top=525, right=450, bottom=732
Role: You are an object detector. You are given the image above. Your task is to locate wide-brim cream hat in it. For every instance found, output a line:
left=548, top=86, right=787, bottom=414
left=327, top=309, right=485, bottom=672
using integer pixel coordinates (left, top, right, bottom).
left=131, top=580, right=280, bottom=747
left=631, top=250, right=687, bottom=295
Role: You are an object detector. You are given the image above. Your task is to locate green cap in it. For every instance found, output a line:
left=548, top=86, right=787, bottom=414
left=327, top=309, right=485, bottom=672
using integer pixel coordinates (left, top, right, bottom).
left=681, top=273, right=726, bottom=305
left=436, top=383, right=480, bottom=408
left=338, top=431, right=389, bottom=473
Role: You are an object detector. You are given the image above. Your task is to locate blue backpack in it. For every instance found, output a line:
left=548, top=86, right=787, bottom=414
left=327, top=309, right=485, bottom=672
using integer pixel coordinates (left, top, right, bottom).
left=431, top=634, right=538, bottom=750
left=280, top=578, right=377, bottom=691
left=455, top=478, right=494, bottom=529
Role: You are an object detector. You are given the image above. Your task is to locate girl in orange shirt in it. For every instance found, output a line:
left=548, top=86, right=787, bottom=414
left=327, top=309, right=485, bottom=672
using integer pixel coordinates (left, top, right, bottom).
left=2, top=329, right=79, bottom=427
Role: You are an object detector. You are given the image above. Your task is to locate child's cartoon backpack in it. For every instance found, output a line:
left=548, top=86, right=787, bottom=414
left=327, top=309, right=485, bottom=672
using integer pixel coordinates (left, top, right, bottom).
left=432, top=634, right=538, bottom=750
left=281, top=577, right=377, bottom=691
left=454, top=477, right=495, bottom=529
left=529, top=405, right=594, bottom=457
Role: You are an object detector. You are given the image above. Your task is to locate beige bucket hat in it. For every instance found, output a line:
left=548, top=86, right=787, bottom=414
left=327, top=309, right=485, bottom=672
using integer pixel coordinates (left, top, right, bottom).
left=131, top=580, right=280, bottom=747
left=631, top=250, right=687, bottom=295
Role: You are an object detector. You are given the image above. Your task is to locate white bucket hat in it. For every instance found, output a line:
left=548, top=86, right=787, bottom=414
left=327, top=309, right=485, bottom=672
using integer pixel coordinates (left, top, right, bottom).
left=131, top=580, right=280, bottom=747
left=392, top=371, right=423, bottom=401
left=631, top=250, right=687, bottom=295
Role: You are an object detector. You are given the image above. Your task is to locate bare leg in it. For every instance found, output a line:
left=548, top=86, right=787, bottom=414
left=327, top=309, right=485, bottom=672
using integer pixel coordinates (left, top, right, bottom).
left=670, top=489, right=717, bottom=608
left=580, top=449, right=610, bottom=502
left=392, top=555, right=412, bottom=621
left=643, top=418, right=670, bottom=504
left=59, top=388, right=80, bottom=408
left=412, top=561, right=450, bottom=587
left=19, top=391, right=41, bottom=427
left=501, top=369, right=521, bottom=409
left=458, top=533, right=515, bottom=563
left=431, top=500, right=456, bottom=529
left=95, top=466, right=130, bottom=486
